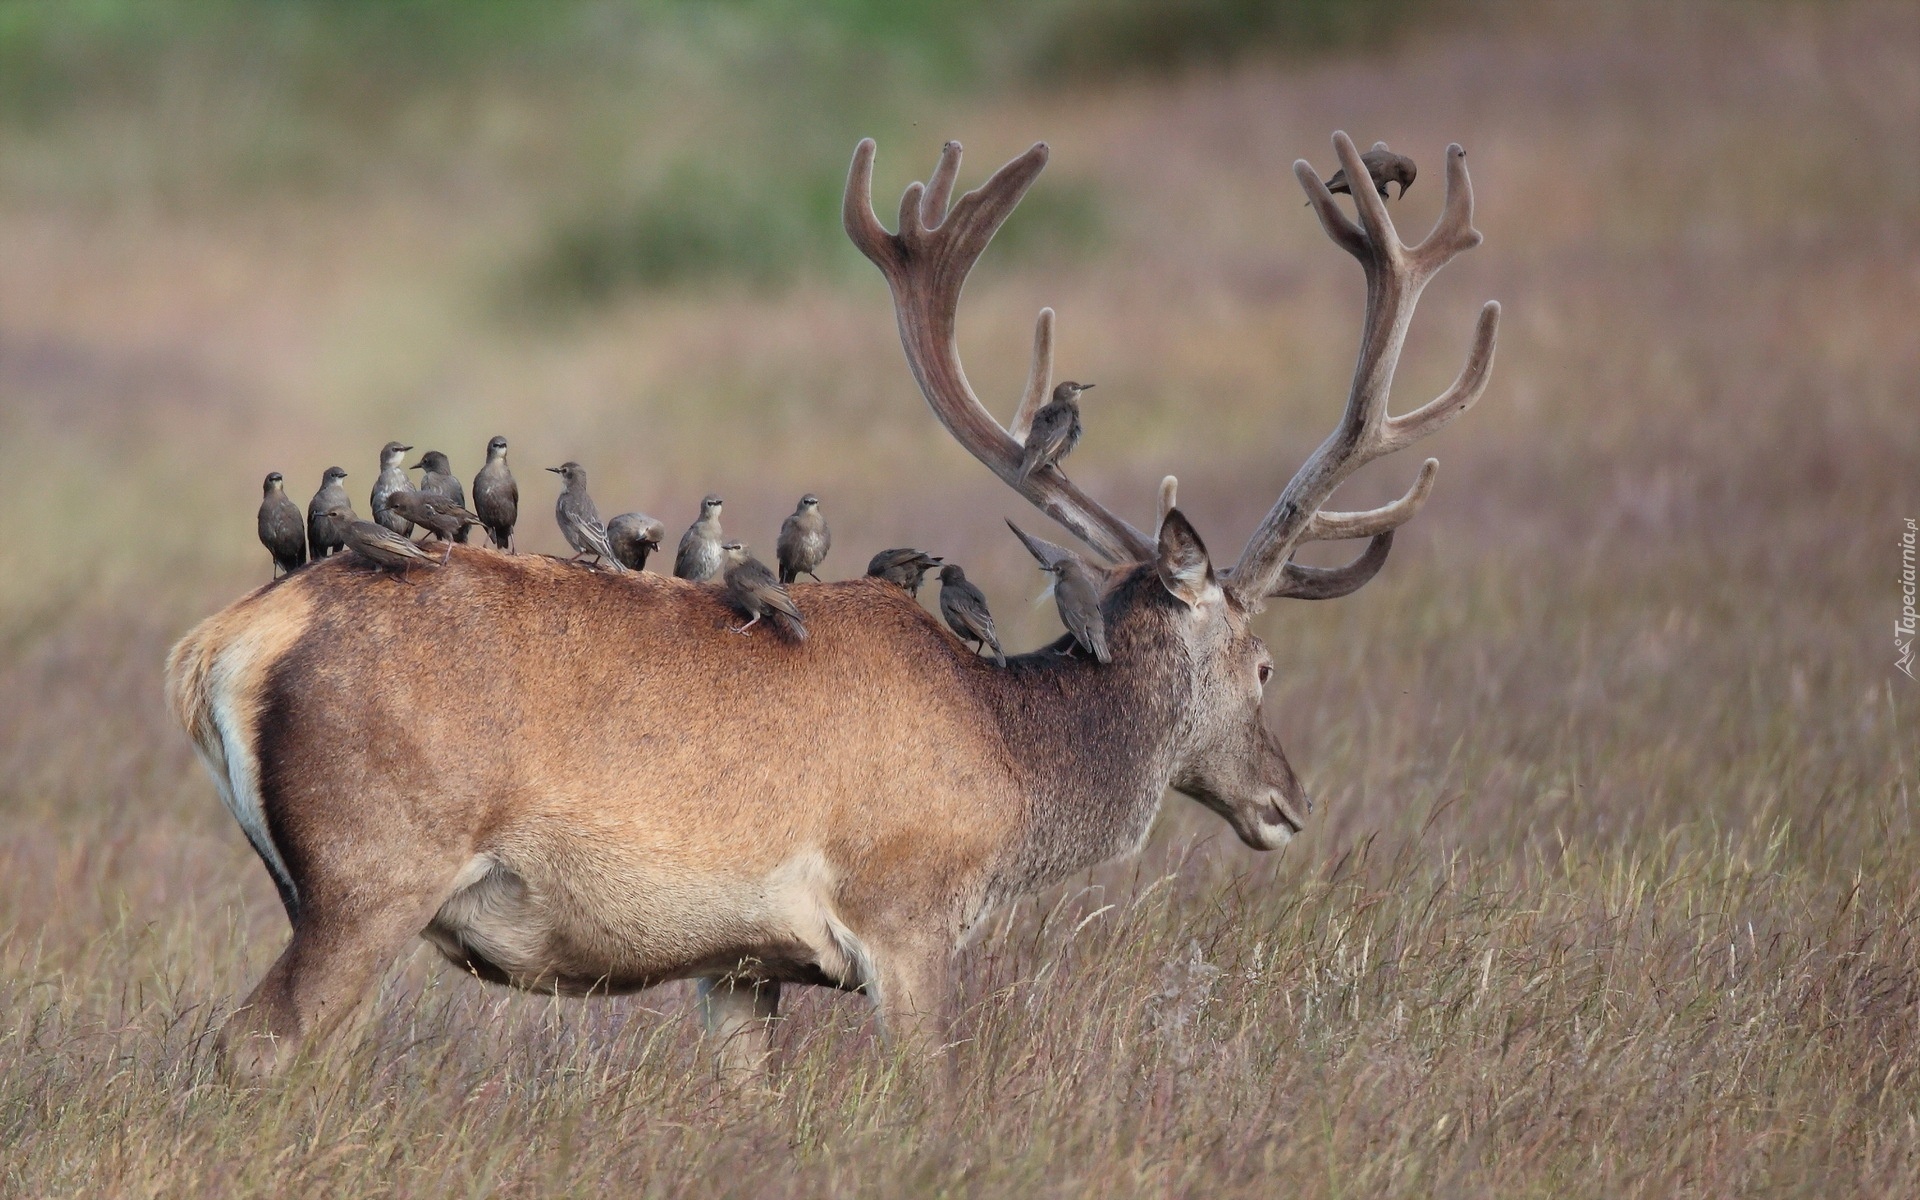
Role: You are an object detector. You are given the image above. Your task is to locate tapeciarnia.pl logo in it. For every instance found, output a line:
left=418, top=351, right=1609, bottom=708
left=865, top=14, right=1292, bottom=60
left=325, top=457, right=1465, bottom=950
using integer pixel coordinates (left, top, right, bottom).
left=1899, top=518, right=1917, bottom=680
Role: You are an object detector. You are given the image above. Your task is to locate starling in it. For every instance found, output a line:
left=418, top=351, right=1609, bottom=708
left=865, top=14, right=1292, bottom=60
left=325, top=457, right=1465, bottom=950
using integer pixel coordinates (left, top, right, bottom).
left=386, top=488, right=482, bottom=560
left=371, top=441, right=415, bottom=536
left=938, top=564, right=1004, bottom=667
left=413, top=450, right=470, bottom=543
left=472, top=435, right=518, bottom=552
left=318, top=510, right=437, bottom=575
left=1318, top=142, right=1417, bottom=202
left=607, top=512, right=667, bottom=572
left=674, top=494, right=726, bottom=582
left=776, top=494, right=831, bottom=584
left=547, top=462, right=623, bottom=571
left=1018, top=381, right=1095, bottom=480
left=306, top=466, right=352, bottom=559
left=865, top=548, right=944, bottom=596
left=1010, top=522, right=1109, bottom=664
left=257, top=472, right=307, bottom=577
left=722, top=542, right=806, bottom=640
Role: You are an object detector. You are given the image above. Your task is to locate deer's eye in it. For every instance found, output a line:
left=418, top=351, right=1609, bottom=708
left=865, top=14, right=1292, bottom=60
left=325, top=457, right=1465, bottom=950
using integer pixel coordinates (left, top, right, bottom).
left=1257, top=663, right=1273, bottom=686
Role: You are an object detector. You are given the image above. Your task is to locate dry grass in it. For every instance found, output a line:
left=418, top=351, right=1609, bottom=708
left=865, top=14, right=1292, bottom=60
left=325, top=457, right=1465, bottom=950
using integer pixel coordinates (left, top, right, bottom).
left=2, top=2, right=1917, bottom=1195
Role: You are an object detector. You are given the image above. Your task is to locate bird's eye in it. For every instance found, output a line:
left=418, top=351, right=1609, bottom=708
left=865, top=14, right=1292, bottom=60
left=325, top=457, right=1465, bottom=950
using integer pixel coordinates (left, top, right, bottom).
left=1257, top=663, right=1272, bottom=686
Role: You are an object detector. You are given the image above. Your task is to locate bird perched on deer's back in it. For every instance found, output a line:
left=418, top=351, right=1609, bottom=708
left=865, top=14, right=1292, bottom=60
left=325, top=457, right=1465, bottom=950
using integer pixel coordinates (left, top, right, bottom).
left=938, top=564, right=1004, bottom=667
left=675, top=495, right=725, bottom=582
left=258, top=472, right=307, bottom=577
left=472, top=436, right=518, bottom=552
left=607, top=512, right=666, bottom=572
left=1019, top=381, right=1095, bottom=480
left=306, top=466, right=352, bottom=559
left=866, top=548, right=944, bottom=596
left=414, top=450, right=470, bottom=543
left=1318, top=142, right=1417, bottom=201
left=319, top=510, right=436, bottom=575
left=548, top=462, right=623, bottom=571
left=371, top=441, right=414, bottom=536
left=1011, top=522, right=1110, bottom=664
left=777, top=494, right=830, bottom=584
left=386, top=488, right=482, bottom=560
left=722, top=542, right=806, bottom=640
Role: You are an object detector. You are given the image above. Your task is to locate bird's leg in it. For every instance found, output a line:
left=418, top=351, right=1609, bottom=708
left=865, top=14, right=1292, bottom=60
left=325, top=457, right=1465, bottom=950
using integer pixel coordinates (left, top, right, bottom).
left=729, top=614, right=762, bottom=636
left=440, top=542, right=454, bottom=565
left=805, top=570, right=823, bottom=582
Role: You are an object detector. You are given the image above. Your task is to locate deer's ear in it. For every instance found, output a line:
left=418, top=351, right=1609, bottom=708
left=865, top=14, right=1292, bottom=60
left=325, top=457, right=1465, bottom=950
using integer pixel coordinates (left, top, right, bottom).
left=1155, top=509, right=1216, bottom=608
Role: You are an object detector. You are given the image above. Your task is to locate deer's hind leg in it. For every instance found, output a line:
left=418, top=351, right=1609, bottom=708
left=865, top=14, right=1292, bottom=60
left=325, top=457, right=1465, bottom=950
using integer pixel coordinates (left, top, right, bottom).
left=218, top=865, right=462, bottom=1083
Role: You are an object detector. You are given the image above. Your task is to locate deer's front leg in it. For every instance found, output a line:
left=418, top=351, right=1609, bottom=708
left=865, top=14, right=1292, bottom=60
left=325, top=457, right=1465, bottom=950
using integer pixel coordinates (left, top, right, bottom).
left=695, top=974, right=781, bottom=1083
left=867, top=941, right=950, bottom=1069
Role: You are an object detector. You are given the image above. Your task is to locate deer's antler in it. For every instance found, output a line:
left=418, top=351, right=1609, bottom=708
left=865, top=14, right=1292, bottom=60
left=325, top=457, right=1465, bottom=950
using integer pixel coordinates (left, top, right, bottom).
left=845, top=133, right=1496, bottom=602
left=1229, top=132, right=1499, bottom=607
left=844, top=139, right=1155, bottom=565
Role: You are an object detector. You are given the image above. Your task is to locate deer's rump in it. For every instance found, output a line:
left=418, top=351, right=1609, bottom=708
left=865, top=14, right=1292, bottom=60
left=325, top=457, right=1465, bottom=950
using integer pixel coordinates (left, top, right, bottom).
left=166, top=549, right=1023, bottom=985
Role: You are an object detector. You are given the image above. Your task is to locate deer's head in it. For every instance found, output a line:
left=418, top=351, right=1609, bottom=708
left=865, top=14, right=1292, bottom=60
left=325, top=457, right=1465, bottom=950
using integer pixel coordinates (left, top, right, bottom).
left=845, top=131, right=1496, bottom=850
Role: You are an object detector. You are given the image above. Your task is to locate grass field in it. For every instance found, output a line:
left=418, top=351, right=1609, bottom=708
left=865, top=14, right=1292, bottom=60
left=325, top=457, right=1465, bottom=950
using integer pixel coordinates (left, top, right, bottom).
left=1, top=1, right=1917, bottom=1195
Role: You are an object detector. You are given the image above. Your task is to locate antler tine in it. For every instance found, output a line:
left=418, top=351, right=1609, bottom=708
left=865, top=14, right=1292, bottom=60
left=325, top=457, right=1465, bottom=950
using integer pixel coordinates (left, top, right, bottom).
left=845, top=138, right=1155, bottom=565
left=1295, top=159, right=1367, bottom=260
left=1411, top=144, right=1482, bottom=275
left=1305, top=458, right=1436, bottom=541
left=1010, top=308, right=1055, bottom=443
left=1272, top=532, right=1393, bottom=600
left=1333, top=131, right=1400, bottom=259
left=922, top=140, right=963, bottom=227
left=1230, top=132, right=1496, bottom=607
left=1379, top=301, right=1500, bottom=455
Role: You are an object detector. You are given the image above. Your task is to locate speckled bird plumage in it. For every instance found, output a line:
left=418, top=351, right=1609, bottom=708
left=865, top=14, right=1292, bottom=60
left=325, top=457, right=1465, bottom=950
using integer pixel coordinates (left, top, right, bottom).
left=472, top=436, right=518, bottom=553
left=307, top=466, right=352, bottom=559
left=777, top=495, right=831, bottom=584
left=675, top=495, right=726, bottom=582
left=258, top=472, right=307, bottom=577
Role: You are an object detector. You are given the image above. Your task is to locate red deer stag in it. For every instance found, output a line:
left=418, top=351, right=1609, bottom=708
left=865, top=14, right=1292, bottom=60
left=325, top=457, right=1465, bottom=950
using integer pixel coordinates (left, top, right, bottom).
left=166, top=131, right=1496, bottom=1080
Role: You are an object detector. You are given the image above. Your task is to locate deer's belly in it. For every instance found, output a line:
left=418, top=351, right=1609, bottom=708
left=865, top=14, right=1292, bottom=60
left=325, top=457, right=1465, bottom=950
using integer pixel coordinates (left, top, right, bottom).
left=421, top=850, right=866, bottom=995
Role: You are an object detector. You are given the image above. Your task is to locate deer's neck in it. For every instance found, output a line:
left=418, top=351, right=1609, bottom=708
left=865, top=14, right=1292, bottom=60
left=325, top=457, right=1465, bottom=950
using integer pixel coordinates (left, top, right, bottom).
left=977, top=597, right=1190, bottom=903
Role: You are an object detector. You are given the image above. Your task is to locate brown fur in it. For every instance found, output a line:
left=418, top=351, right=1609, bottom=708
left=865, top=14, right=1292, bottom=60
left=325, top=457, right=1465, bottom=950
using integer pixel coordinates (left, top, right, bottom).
left=168, top=517, right=1304, bottom=1080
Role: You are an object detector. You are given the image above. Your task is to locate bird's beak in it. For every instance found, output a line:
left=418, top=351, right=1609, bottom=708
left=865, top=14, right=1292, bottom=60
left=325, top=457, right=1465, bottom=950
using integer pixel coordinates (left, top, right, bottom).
left=1081, top=383, right=1095, bottom=391
left=547, top=467, right=564, bottom=474
left=400, top=445, right=413, bottom=452
left=409, top=459, right=426, bottom=470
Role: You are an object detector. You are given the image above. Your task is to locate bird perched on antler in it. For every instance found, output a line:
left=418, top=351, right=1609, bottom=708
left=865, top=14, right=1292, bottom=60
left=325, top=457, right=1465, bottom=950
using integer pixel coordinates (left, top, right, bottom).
left=777, top=494, right=831, bottom=584
left=938, top=564, right=1004, bottom=667
left=1317, top=142, right=1417, bottom=201
left=257, top=472, right=307, bottom=578
left=722, top=542, right=806, bottom=640
left=371, top=441, right=415, bottom=536
left=607, top=512, right=666, bottom=572
left=307, top=466, right=352, bottom=559
left=675, top=495, right=726, bottom=582
left=386, top=489, right=482, bottom=560
left=472, top=436, right=518, bottom=552
left=1018, top=380, right=1094, bottom=481
left=319, top=510, right=437, bottom=576
left=866, top=548, right=944, bottom=596
left=548, top=462, right=623, bottom=571
left=1009, top=520, right=1110, bottom=664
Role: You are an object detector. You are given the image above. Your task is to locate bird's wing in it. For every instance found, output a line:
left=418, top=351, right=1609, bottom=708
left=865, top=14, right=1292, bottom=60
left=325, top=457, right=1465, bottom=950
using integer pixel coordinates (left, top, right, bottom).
left=1021, top=405, right=1073, bottom=473
left=957, top=597, right=995, bottom=642
left=762, top=583, right=804, bottom=623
